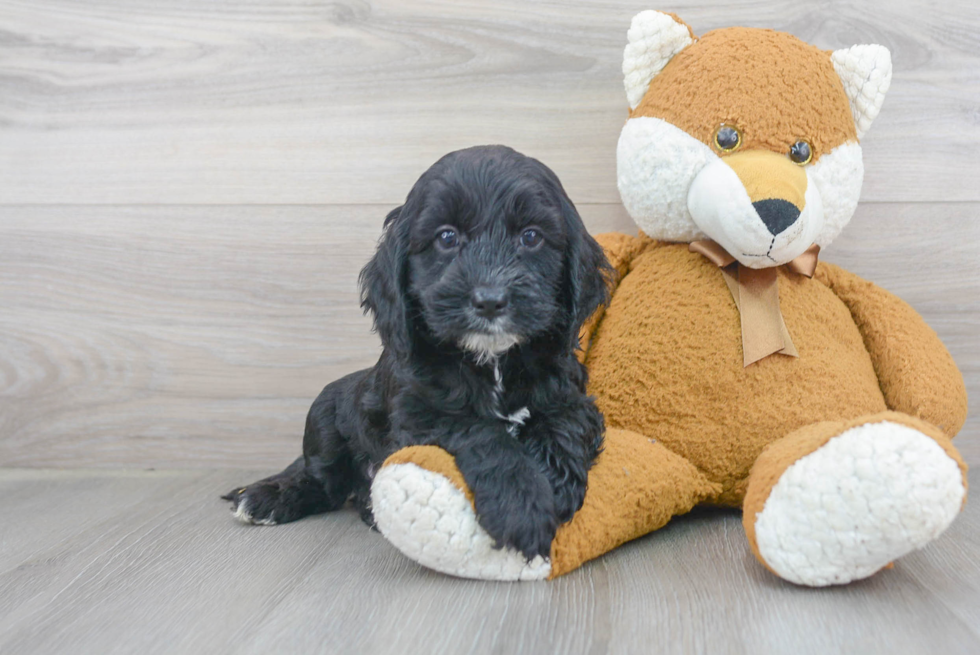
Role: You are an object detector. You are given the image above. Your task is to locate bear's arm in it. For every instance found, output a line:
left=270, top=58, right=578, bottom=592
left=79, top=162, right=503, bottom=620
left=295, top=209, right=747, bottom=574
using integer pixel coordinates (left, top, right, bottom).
left=815, top=261, right=968, bottom=438
left=577, top=232, right=648, bottom=361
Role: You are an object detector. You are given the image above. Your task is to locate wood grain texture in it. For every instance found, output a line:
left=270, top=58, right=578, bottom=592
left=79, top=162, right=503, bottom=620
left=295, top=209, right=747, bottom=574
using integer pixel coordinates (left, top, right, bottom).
left=0, top=468, right=978, bottom=654
left=1, top=202, right=976, bottom=468
left=1, top=0, right=978, bottom=204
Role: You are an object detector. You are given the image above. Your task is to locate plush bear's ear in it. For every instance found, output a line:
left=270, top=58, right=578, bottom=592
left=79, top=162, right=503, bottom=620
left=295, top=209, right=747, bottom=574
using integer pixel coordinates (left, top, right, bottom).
left=831, top=44, right=892, bottom=139
left=623, top=11, right=695, bottom=110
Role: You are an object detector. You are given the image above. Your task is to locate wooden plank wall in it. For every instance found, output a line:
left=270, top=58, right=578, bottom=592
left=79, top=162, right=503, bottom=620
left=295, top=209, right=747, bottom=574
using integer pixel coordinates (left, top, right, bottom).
left=1, top=0, right=977, bottom=468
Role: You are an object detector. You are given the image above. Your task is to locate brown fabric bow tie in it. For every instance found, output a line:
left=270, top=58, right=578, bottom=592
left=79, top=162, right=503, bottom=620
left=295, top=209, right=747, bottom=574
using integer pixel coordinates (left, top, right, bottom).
left=689, top=240, right=820, bottom=367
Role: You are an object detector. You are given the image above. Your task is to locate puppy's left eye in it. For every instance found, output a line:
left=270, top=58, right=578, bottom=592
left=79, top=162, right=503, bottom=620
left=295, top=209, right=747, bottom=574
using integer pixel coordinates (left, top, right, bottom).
left=435, top=228, right=459, bottom=251
left=519, top=228, right=543, bottom=249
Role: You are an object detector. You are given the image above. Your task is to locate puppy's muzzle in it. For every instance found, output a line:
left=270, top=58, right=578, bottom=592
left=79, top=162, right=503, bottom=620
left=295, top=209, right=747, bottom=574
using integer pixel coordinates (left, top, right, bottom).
left=471, top=287, right=509, bottom=320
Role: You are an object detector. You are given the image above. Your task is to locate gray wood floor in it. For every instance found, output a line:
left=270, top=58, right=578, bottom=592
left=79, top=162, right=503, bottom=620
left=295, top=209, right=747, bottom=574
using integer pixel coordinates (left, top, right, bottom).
left=1, top=468, right=978, bottom=655
left=2, top=0, right=979, bottom=652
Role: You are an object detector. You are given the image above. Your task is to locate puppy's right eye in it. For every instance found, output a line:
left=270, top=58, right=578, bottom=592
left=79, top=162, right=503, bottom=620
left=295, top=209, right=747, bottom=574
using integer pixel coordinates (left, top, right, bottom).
left=519, top=228, right=543, bottom=249
left=435, top=228, right=459, bottom=251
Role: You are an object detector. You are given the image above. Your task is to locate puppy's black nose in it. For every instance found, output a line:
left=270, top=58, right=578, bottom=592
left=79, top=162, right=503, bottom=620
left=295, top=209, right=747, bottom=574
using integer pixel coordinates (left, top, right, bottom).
left=471, top=287, right=508, bottom=319
left=753, top=199, right=801, bottom=236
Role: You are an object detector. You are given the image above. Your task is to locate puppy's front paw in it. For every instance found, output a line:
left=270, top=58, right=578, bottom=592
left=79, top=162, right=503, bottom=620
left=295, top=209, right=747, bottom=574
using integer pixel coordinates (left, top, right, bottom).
left=221, top=482, right=281, bottom=526
left=552, top=477, right=587, bottom=525
left=493, top=510, right=558, bottom=562
left=476, top=484, right=558, bottom=561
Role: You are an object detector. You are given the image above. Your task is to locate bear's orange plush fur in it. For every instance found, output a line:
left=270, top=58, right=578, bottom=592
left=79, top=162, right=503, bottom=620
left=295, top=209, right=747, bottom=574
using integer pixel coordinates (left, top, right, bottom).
left=634, top=27, right=857, bottom=160
left=583, top=237, right=965, bottom=506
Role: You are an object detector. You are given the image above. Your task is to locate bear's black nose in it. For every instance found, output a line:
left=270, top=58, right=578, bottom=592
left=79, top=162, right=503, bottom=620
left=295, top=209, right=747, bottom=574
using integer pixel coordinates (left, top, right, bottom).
left=753, top=199, right=801, bottom=236
left=471, top=287, right=508, bottom=319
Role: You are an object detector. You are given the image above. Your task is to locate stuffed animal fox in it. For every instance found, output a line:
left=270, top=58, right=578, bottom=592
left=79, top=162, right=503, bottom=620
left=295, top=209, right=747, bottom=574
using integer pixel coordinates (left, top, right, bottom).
left=368, top=11, right=968, bottom=586
left=618, top=10, right=881, bottom=277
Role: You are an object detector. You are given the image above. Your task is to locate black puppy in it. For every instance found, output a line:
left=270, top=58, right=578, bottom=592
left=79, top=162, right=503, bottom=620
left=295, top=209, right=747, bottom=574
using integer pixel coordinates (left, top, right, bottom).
left=224, top=145, right=611, bottom=559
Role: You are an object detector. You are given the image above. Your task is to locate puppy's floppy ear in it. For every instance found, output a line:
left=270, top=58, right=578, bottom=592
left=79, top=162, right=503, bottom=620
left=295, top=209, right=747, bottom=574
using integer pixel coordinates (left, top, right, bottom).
left=559, top=195, right=613, bottom=345
left=359, top=206, right=413, bottom=358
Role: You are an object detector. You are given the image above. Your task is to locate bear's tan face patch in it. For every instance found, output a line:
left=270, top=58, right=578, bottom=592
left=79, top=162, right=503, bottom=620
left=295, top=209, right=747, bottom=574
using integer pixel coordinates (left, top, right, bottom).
left=632, top=27, right=857, bottom=163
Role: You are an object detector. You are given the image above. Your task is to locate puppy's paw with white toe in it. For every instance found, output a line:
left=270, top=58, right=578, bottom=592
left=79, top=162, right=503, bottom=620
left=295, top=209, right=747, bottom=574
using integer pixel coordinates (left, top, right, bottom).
left=221, top=486, right=278, bottom=526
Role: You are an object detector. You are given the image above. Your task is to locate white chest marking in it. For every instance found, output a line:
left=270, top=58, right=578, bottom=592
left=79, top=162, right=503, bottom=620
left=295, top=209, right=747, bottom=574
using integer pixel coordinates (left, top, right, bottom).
left=492, top=362, right=529, bottom=436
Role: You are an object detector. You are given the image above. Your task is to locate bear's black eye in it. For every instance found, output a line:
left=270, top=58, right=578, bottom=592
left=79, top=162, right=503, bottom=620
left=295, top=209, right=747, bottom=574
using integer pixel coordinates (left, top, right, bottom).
left=519, top=228, right=543, bottom=249
left=789, top=140, right=812, bottom=165
left=714, top=125, right=741, bottom=151
left=435, top=227, right=459, bottom=251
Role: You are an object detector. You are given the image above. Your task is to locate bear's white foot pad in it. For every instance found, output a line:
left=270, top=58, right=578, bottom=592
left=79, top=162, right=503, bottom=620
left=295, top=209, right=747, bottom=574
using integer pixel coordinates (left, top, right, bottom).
left=753, top=421, right=965, bottom=586
left=371, top=463, right=551, bottom=581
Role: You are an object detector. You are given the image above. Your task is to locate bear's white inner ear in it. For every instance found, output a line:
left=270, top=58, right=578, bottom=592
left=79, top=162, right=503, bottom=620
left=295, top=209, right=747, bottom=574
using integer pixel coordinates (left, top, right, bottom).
left=623, top=11, right=694, bottom=110
left=831, top=44, right=892, bottom=140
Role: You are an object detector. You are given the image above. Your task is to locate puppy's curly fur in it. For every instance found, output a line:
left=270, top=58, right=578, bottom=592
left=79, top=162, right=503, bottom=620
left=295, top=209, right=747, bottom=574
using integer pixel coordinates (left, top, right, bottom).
left=224, top=145, right=612, bottom=559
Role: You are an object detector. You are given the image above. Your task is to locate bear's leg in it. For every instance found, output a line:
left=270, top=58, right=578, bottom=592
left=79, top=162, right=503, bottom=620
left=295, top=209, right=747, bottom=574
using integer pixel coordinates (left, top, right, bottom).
left=743, top=411, right=968, bottom=587
left=371, top=428, right=720, bottom=580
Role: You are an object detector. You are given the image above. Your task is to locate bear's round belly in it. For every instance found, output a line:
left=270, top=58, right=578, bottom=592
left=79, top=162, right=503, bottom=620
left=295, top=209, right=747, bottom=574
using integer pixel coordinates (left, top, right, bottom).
left=585, top=243, right=886, bottom=503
